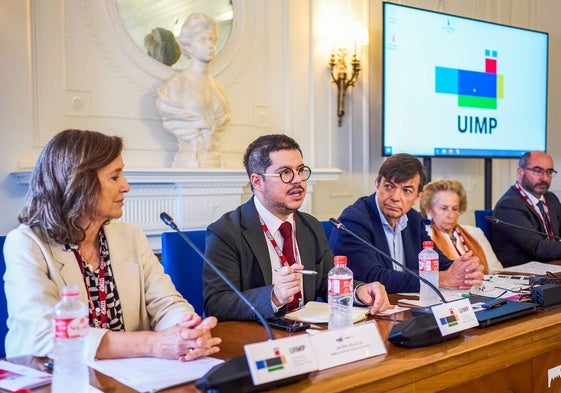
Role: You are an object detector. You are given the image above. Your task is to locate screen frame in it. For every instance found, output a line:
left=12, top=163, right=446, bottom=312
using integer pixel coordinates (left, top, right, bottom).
left=381, top=2, right=549, bottom=159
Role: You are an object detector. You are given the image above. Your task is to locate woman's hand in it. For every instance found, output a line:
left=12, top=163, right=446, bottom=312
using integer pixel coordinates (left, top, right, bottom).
left=440, top=251, right=484, bottom=289
left=148, top=315, right=222, bottom=361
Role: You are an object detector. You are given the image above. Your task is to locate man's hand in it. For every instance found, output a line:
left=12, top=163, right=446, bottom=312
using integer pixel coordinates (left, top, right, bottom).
left=271, top=265, right=303, bottom=307
left=356, top=282, right=390, bottom=315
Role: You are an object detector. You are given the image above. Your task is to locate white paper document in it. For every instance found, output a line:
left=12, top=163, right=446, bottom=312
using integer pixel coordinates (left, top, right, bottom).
left=89, top=356, right=223, bottom=393
left=498, top=261, right=561, bottom=275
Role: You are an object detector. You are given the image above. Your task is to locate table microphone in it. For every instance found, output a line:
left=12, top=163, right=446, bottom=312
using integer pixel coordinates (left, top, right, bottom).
left=329, top=218, right=461, bottom=347
left=485, top=215, right=561, bottom=241
left=329, top=218, right=446, bottom=303
left=160, top=212, right=307, bottom=392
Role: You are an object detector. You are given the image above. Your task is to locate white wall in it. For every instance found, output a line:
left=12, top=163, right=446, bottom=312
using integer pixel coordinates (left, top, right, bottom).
left=1, top=0, right=560, bottom=236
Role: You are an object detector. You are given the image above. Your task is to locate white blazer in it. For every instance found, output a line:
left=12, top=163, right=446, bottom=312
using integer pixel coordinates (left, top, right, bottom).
left=3, top=221, right=194, bottom=359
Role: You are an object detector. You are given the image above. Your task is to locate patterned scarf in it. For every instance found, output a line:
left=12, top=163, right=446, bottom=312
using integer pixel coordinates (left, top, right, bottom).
left=430, top=222, right=489, bottom=274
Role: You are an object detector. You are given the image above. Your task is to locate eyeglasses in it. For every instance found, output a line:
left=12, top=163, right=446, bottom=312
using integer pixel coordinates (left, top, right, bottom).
left=522, top=166, right=558, bottom=177
left=259, top=166, right=312, bottom=183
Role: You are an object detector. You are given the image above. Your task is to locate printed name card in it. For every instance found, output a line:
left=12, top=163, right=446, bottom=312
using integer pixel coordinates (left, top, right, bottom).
left=431, top=298, right=479, bottom=336
left=244, top=321, right=387, bottom=385
left=244, top=335, right=318, bottom=385
left=308, top=321, right=387, bottom=370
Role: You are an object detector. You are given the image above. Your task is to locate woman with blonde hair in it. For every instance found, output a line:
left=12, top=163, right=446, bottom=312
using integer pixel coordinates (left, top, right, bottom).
left=420, top=179, right=503, bottom=273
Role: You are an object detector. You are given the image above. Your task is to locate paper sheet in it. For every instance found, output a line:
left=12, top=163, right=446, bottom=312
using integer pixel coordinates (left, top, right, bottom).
left=498, top=261, right=561, bottom=275
left=89, top=356, right=223, bottom=393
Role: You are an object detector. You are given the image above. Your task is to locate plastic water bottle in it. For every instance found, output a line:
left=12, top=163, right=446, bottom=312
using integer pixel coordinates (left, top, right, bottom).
left=419, top=241, right=440, bottom=305
left=328, top=255, right=354, bottom=330
left=52, top=285, right=89, bottom=393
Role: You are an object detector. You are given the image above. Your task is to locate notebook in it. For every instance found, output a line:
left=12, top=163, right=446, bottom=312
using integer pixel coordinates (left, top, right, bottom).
left=284, top=301, right=368, bottom=324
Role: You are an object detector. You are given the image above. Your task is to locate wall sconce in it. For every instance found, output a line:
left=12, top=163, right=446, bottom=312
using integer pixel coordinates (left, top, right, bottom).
left=329, top=48, right=361, bottom=126
left=327, top=20, right=367, bottom=127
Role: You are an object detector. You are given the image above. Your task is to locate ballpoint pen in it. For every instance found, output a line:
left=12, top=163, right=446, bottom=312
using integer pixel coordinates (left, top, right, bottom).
left=275, top=268, right=318, bottom=275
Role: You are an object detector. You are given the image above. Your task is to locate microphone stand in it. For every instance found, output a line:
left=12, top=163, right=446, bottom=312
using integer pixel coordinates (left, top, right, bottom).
left=160, top=212, right=278, bottom=392
left=329, top=218, right=447, bottom=304
left=160, top=212, right=274, bottom=340
left=485, top=215, right=561, bottom=241
left=329, top=218, right=462, bottom=348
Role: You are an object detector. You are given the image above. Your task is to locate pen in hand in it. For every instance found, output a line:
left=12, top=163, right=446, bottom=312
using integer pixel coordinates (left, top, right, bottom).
left=274, top=267, right=318, bottom=275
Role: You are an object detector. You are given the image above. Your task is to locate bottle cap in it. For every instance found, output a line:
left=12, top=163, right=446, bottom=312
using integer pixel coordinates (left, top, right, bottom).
left=60, top=285, right=79, bottom=297
left=333, top=255, right=347, bottom=264
left=422, top=241, right=434, bottom=248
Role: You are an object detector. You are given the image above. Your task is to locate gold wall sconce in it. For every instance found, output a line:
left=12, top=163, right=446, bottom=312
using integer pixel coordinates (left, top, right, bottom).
left=328, top=21, right=367, bottom=127
left=329, top=48, right=361, bottom=126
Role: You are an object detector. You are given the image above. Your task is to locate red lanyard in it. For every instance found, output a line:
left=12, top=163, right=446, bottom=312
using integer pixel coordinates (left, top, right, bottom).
left=514, top=182, right=554, bottom=239
left=257, top=213, right=300, bottom=266
left=72, top=250, right=109, bottom=329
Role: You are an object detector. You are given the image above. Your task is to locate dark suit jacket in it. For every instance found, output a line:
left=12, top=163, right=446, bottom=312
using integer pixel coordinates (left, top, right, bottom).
left=328, top=194, right=452, bottom=293
left=203, top=197, right=332, bottom=321
left=492, top=185, right=561, bottom=266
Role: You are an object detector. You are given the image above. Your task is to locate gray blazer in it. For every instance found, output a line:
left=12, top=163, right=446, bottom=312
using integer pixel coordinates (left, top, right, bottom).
left=203, top=197, right=332, bottom=321
left=3, top=222, right=193, bottom=359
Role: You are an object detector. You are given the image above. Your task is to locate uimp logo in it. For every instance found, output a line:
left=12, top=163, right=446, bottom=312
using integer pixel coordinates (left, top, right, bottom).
left=439, top=307, right=460, bottom=328
left=254, top=347, right=286, bottom=373
left=435, top=50, right=503, bottom=110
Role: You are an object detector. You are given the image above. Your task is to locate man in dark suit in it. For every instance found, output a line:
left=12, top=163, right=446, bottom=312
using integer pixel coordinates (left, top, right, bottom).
left=492, top=151, right=561, bottom=267
left=329, top=153, right=484, bottom=293
left=203, top=134, right=389, bottom=321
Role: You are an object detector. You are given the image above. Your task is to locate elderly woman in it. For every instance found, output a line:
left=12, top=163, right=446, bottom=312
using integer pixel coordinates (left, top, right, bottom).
left=3, top=129, right=221, bottom=360
left=420, top=179, right=503, bottom=274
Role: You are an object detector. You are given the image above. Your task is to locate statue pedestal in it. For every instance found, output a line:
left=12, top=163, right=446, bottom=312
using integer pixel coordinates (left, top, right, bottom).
left=13, top=168, right=343, bottom=251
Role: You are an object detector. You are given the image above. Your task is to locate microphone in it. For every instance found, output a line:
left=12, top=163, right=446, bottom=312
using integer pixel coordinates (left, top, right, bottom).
left=485, top=215, right=561, bottom=241
left=160, top=212, right=273, bottom=340
left=160, top=212, right=307, bottom=392
left=329, top=218, right=460, bottom=348
left=329, top=218, right=446, bottom=303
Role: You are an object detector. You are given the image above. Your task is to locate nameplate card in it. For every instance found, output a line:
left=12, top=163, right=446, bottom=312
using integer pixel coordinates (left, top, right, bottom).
left=309, top=321, right=387, bottom=370
left=431, top=298, right=479, bottom=336
left=244, top=335, right=317, bottom=386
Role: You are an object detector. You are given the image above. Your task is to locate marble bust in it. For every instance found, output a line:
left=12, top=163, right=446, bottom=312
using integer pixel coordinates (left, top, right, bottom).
left=156, top=13, right=232, bottom=168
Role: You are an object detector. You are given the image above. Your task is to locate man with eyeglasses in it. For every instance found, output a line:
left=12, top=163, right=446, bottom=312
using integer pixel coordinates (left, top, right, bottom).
left=202, top=134, right=389, bottom=321
left=492, top=151, right=561, bottom=267
left=329, top=153, right=484, bottom=294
